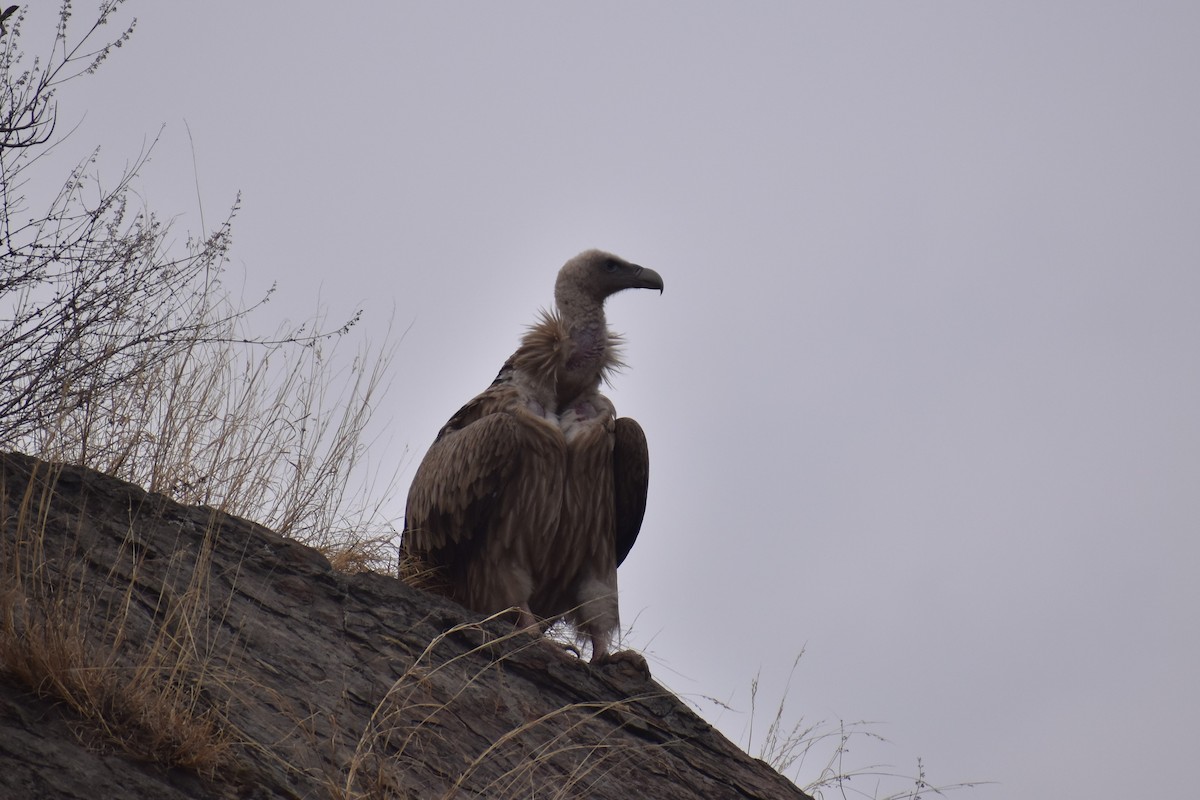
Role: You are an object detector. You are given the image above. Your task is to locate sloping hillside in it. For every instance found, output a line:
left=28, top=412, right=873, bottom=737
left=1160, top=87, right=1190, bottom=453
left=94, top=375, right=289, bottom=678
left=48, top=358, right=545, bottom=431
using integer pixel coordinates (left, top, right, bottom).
left=0, top=451, right=811, bottom=799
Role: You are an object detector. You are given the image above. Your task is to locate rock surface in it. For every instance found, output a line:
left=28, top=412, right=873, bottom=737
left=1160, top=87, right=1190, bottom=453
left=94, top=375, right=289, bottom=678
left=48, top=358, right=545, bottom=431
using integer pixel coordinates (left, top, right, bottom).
left=0, top=451, right=811, bottom=799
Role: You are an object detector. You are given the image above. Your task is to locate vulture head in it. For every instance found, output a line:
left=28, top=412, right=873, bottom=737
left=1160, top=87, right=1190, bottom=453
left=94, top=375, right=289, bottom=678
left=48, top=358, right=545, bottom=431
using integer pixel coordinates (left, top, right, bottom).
left=555, top=250, right=665, bottom=312
left=542, top=248, right=662, bottom=410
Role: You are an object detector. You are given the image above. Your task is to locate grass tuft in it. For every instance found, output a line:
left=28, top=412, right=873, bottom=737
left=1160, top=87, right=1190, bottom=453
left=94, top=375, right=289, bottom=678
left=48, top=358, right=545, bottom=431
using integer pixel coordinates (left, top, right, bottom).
left=0, top=460, right=237, bottom=777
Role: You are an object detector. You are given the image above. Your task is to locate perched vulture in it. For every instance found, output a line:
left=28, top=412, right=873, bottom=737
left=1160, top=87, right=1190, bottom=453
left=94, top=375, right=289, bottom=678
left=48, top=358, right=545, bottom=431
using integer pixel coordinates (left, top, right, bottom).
left=402, top=249, right=662, bottom=664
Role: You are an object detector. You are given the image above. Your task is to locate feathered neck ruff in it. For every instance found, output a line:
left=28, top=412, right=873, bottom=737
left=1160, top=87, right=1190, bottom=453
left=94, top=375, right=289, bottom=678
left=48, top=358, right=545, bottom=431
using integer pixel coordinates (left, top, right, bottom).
left=512, top=309, right=625, bottom=406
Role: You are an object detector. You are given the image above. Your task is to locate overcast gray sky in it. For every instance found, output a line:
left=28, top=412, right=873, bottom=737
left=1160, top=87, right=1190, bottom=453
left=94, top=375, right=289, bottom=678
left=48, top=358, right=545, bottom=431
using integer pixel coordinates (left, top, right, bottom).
left=25, top=2, right=1200, bottom=796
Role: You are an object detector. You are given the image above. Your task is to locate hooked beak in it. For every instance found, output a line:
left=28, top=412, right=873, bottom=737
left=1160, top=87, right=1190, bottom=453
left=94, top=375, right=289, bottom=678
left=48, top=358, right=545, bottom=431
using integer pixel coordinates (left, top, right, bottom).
left=630, top=265, right=664, bottom=294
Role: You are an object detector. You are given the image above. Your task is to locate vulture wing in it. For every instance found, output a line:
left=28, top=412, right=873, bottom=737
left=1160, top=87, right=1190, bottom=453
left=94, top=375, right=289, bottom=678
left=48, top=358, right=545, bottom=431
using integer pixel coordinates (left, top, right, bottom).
left=611, top=416, right=649, bottom=567
left=403, top=387, right=528, bottom=559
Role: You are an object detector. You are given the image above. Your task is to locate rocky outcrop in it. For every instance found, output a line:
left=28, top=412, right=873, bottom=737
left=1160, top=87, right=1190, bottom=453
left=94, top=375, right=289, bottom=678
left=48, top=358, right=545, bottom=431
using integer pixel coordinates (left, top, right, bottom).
left=0, top=451, right=810, bottom=799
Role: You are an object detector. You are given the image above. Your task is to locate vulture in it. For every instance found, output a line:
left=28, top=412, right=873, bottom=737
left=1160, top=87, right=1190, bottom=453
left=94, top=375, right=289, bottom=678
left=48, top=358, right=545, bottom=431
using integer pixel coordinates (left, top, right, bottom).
left=402, top=249, right=662, bottom=664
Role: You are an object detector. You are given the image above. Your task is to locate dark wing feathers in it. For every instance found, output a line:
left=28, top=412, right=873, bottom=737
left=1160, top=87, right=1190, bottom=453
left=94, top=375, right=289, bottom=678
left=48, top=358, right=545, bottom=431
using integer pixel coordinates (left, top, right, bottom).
left=611, top=416, right=649, bottom=567
left=403, top=395, right=524, bottom=555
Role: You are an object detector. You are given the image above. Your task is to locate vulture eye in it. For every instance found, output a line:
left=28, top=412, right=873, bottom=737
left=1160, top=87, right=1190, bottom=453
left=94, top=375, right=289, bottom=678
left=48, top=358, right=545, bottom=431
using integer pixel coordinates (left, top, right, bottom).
left=604, top=260, right=619, bottom=273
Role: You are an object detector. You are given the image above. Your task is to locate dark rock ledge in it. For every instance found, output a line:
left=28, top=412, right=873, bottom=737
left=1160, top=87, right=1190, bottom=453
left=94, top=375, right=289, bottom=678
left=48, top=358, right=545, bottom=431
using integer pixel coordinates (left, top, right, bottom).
left=0, top=451, right=810, bottom=800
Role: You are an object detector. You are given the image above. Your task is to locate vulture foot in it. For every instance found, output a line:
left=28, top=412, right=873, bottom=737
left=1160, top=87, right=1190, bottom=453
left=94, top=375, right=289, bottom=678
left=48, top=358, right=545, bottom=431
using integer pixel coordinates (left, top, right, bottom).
left=592, top=649, right=651, bottom=681
left=534, top=636, right=585, bottom=662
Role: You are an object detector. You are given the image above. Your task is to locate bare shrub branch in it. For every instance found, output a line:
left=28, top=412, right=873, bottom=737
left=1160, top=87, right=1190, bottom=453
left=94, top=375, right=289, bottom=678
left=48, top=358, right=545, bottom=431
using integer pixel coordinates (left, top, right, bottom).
left=0, top=1, right=136, bottom=150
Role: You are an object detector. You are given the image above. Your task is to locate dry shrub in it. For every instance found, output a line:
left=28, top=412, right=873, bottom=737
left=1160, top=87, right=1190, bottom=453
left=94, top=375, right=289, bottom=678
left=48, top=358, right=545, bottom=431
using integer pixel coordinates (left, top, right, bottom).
left=2, top=1, right=401, bottom=567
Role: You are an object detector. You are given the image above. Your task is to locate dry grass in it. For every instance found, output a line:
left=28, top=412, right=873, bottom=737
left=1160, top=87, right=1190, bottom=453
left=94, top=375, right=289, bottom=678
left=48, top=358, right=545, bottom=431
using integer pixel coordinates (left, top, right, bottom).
left=0, top=302, right=402, bottom=778
left=332, top=613, right=660, bottom=800
left=741, top=653, right=988, bottom=800
left=20, top=310, right=402, bottom=570
left=0, top=459, right=237, bottom=777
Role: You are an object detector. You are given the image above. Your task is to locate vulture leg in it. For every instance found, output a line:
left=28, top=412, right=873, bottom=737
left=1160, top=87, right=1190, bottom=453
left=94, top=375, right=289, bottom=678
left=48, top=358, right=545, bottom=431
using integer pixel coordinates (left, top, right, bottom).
left=516, top=605, right=540, bottom=632
left=550, top=412, right=624, bottom=663
left=571, top=575, right=620, bottom=663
